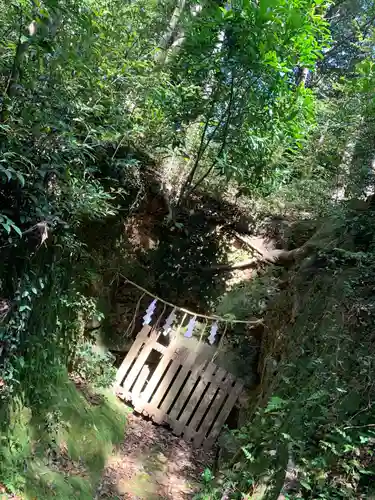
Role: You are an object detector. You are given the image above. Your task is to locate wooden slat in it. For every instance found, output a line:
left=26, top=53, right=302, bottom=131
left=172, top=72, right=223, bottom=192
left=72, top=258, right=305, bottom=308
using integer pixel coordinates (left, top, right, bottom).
left=153, top=343, right=167, bottom=355
left=168, top=357, right=208, bottom=434
left=132, top=365, right=150, bottom=409
left=142, top=347, right=189, bottom=421
left=121, top=328, right=159, bottom=394
left=116, top=326, right=245, bottom=450
left=183, top=366, right=227, bottom=442
left=173, top=362, right=216, bottom=436
left=193, top=373, right=235, bottom=448
left=203, top=379, right=244, bottom=450
left=152, top=350, right=199, bottom=424
left=136, top=340, right=178, bottom=408
left=114, top=325, right=150, bottom=387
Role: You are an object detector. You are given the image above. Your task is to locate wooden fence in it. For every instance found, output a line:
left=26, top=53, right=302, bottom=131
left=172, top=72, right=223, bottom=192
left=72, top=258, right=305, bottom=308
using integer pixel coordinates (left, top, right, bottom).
left=115, top=325, right=244, bottom=449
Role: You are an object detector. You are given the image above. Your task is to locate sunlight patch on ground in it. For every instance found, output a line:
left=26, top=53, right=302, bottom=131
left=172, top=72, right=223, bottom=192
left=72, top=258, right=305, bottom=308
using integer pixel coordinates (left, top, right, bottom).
left=0, top=374, right=129, bottom=499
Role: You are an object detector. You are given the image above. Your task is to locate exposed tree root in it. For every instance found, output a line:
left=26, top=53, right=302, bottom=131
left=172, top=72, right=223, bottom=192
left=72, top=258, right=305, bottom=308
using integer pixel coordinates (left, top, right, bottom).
left=203, top=236, right=312, bottom=272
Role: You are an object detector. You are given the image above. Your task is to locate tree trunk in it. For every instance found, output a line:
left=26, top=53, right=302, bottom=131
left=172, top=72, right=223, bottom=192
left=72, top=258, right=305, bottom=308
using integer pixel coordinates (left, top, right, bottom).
left=202, top=241, right=313, bottom=273
left=155, top=0, right=187, bottom=65
left=1, top=20, right=35, bottom=121
left=1, top=13, right=61, bottom=121
left=297, top=67, right=309, bottom=87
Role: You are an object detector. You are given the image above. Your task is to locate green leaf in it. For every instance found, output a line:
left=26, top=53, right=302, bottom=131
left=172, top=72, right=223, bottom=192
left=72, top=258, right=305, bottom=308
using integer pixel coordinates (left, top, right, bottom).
left=300, top=479, right=312, bottom=490
left=16, top=172, right=25, bottom=187
left=2, top=222, right=11, bottom=234
left=0, top=168, right=12, bottom=182
left=201, top=468, right=213, bottom=483
left=12, top=224, right=22, bottom=237
left=265, top=396, right=286, bottom=413
left=19, top=305, right=31, bottom=312
left=359, top=469, right=373, bottom=475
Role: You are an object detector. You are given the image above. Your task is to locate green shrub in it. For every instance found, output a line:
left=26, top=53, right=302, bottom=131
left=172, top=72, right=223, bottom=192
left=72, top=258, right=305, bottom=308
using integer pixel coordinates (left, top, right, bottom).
left=72, top=342, right=116, bottom=388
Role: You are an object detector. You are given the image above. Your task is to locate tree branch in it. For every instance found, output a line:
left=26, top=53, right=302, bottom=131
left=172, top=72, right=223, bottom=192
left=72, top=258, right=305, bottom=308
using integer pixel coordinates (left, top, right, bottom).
left=202, top=241, right=313, bottom=273
left=323, top=14, right=375, bottom=60
left=188, top=73, right=236, bottom=194
left=155, top=0, right=186, bottom=65
left=1, top=10, right=28, bottom=121
left=202, top=258, right=259, bottom=272
left=177, top=90, right=224, bottom=206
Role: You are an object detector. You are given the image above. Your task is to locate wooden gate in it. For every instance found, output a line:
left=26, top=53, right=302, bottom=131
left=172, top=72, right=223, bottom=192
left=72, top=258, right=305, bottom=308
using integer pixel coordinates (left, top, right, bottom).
left=114, top=325, right=243, bottom=449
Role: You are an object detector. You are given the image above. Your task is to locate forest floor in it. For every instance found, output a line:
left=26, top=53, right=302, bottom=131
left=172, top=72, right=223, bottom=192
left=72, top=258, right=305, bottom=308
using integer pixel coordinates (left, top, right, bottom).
left=96, top=412, right=215, bottom=499
left=0, top=377, right=214, bottom=500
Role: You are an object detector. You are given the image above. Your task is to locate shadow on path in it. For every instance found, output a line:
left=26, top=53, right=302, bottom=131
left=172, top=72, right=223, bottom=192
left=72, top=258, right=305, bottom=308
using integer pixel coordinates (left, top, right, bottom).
left=97, top=412, right=215, bottom=499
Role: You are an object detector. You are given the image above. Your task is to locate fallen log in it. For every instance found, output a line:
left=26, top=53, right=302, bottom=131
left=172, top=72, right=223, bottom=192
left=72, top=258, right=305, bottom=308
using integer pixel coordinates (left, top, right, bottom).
left=202, top=245, right=311, bottom=272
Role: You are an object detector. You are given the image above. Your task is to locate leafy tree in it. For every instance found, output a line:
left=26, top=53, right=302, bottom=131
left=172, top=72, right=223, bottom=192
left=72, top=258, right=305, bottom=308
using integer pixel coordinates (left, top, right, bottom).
left=165, top=0, right=331, bottom=201
left=1, top=0, right=375, bottom=497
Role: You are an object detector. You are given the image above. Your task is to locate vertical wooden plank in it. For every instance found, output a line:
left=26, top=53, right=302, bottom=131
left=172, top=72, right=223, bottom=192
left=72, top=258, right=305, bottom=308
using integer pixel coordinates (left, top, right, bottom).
left=169, top=357, right=208, bottom=434
left=142, top=346, right=189, bottom=420
left=138, top=339, right=177, bottom=405
left=173, top=362, right=216, bottom=436
left=203, top=379, right=244, bottom=450
left=132, top=365, right=150, bottom=411
left=184, top=366, right=227, bottom=442
left=193, top=373, right=235, bottom=448
left=114, top=325, right=151, bottom=387
left=121, top=328, right=160, bottom=394
left=151, top=350, right=199, bottom=424
left=115, top=324, right=245, bottom=450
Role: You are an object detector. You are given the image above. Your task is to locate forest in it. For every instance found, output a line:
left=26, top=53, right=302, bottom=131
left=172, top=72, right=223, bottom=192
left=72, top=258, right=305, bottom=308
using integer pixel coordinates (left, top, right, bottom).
left=0, top=0, right=375, bottom=498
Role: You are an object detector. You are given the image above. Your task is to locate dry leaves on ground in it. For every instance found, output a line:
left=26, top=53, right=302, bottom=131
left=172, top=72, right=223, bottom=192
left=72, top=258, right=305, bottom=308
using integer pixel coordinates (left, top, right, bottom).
left=97, top=412, right=215, bottom=499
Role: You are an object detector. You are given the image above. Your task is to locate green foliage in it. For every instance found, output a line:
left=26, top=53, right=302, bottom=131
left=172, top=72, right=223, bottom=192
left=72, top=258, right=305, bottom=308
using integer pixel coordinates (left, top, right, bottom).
left=0, top=371, right=126, bottom=499
left=72, top=342, right=116, bottom=388
left=0, top=264, right=103, bottom=404
left=170, top=0, right=331, bottom=198
left=216, top=272, right=280, bottom=320
left=0, top=0, right=374, bottom=498
left=193, top=468, right=219, bottom=500
left=205, top=209, right=375, bottom=499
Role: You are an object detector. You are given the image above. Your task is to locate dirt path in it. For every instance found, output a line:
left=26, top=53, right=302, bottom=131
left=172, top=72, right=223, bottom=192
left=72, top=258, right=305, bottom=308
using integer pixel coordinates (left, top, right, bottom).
left=96, top=412, right=216, bottom=499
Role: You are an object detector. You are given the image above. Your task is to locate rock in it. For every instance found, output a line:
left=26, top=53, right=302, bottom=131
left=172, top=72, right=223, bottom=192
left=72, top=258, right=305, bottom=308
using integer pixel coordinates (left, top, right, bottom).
left=156, top=452, right=168, bottom=464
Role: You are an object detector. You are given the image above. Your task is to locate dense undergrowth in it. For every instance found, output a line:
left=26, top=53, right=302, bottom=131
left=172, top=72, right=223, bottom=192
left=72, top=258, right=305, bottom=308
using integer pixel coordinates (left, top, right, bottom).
left=1, top=0, right=375, bottom=498
left=200, top=207, right=375, bottom=499
left=1, top=368, right=127, bottom=498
